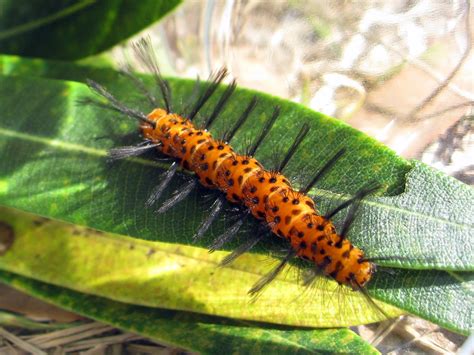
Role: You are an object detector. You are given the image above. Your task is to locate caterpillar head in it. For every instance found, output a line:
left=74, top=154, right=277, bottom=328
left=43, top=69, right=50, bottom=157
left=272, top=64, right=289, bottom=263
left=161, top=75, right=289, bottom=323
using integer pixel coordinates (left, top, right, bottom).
left=142, top=108, right=168, bottom=140
left=347, top=258, right=376, bottom=290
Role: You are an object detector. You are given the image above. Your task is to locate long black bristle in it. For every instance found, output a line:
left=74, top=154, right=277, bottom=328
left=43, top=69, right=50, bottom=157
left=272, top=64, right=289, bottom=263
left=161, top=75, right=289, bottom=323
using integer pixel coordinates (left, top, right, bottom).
left=203, top=80, right=237, bottom=129
left=194, top=197, right=225, bottom=241
left=325, top=183, right=380, bottom=220
left=84, top=80, right=156, bottom=127
left=133, top=37, right=172, bottom=112
left=183, top=75, right=201, bottom=113
left=276, top=123, right=310, bottom=172
left=208, top=214, right=248, bottom=253
left=156, top=180, right=197, bottom=214
left=223, top=96, right=258, bottom=142
left=119, top=62, right=159, bottom=108
left=108, top=142, right=160, bottom=161
left=146, top=162, right=179, bottom=207
left=187, top=68, right=228, bottom=121
left=339, top=198, right=362, bottom=240
left=219, top=230, right=267, bottom=266
left=301, top=148, right=346, bottom=193
left=247, top=106, right=280, bottom=156
left=248, top=249, right=296, bottom=297
left=353, top=279, right=390, bottom=320
left=325, top=183, right=380, bottom=245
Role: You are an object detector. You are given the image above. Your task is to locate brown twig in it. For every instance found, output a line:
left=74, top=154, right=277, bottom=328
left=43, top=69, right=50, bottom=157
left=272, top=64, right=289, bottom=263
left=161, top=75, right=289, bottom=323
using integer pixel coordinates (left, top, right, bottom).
left=0, top=327, right=47, bottom=355
left=419, top=101, right=474, bottom=120
left=407, top=0, right=472, bottom=120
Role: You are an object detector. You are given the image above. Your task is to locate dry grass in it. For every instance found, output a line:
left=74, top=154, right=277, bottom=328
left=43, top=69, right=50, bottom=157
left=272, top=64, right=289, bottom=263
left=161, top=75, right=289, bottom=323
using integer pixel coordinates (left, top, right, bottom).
left=0, top=321, right=190, bottom=355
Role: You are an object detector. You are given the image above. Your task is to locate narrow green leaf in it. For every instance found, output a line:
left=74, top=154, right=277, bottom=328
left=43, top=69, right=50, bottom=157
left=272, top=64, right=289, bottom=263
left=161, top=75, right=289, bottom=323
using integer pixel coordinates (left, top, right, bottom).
left=0, top=57, right=472, bottom=333
left=0, top=205, right=401, bottom=327
left=0, top=0, right=182, bottom=60
left=0, top=271, right=379, bottom=354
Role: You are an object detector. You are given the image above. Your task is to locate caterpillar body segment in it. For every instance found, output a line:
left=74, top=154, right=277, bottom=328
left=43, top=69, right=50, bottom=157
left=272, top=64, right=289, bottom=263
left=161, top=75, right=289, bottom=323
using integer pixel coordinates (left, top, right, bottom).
left=141, top=107, right=375, bottom=290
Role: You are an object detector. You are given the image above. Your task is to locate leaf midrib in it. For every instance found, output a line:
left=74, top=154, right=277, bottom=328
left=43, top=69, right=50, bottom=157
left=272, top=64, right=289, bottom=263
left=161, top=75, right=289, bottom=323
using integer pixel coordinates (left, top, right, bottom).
left=0, top=125, right=470, bottom=232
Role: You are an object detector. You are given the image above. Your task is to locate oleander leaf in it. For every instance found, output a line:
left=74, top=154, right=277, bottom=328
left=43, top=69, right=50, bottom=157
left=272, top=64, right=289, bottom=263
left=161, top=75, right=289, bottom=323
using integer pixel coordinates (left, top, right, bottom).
left=0, top=270, right=379, bottom=354
left=0, top=0, right=182, bottom=60
left=0, top=56, right=472, bottom=334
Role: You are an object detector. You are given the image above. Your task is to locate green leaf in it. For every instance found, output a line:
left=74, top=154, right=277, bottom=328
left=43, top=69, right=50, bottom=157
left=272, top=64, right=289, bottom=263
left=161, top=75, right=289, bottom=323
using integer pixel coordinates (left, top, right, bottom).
left=0, top=205, right=401, bottom=328
left=0, top=0, right=182, bottom=60
left=0, top=271, right=379, bottom=355
left=0, top=56, right=472, bottom=334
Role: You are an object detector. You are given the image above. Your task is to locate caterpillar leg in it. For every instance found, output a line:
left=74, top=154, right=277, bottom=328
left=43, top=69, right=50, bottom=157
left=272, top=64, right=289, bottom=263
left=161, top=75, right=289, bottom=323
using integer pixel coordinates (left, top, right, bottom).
left=156, top=179, right=197, bottom=214
left=248, top=248, right=297, bottom=298
left=193, top=197, right=225, bottom=241
left=146, top=162, right=179, bottom=207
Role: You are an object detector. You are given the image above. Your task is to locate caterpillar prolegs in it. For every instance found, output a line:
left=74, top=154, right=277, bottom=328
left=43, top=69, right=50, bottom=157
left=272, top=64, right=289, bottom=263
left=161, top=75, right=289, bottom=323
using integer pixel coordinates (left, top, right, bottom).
left=86, top=38, right=383, bottom=301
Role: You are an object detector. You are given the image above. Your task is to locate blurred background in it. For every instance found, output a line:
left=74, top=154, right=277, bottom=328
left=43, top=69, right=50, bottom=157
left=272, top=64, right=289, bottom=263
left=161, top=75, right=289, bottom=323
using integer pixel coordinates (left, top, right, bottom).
left=0, top=0, right=472, bottom=353
left=113, top=0, right=473, bottom=185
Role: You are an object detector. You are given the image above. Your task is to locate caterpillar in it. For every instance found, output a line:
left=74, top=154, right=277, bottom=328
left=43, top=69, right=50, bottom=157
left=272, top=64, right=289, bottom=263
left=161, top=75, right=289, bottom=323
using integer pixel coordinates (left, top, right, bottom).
left=85, top=38, right=383, bottom=301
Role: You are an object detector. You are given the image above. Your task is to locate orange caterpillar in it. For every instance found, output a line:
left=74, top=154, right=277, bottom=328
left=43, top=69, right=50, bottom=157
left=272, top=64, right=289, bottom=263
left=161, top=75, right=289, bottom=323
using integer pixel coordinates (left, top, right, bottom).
left=142, top=107, right=375, bottom=292
left=86, top=38, right=379, bottom=296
